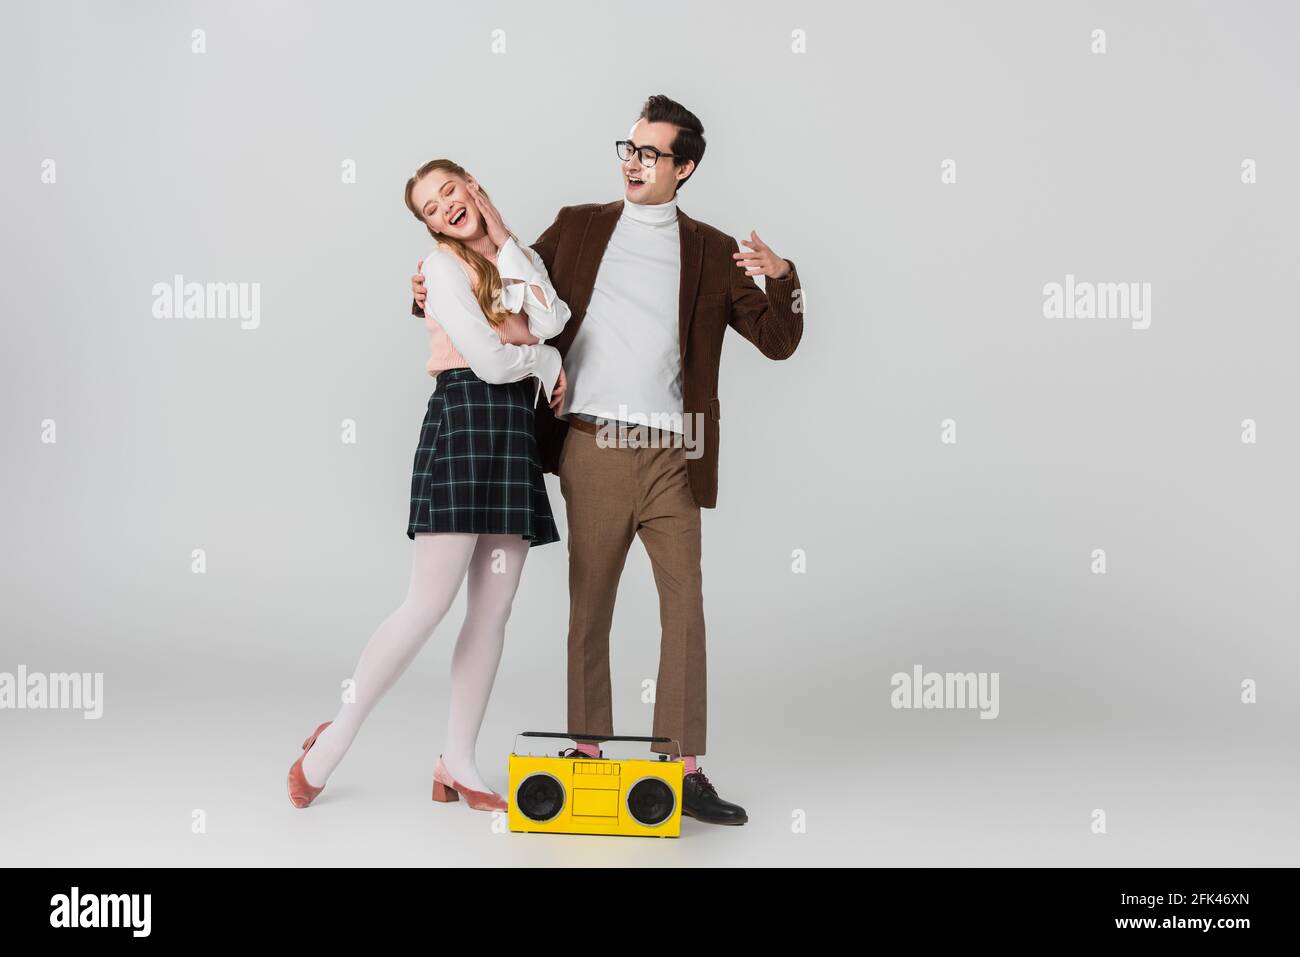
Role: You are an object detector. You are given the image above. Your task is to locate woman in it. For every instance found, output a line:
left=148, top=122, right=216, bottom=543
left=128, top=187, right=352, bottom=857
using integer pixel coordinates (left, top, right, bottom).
left=286, top=159, right=569, bottom=811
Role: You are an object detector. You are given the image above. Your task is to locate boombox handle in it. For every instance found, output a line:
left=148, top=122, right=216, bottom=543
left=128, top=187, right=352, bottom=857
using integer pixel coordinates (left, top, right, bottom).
left=513, top=731, right=685, bottom=758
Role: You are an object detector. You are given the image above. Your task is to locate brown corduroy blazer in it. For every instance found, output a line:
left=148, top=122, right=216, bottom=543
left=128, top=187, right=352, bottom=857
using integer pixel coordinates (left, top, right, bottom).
left=414, top=200, right=804, bottom=508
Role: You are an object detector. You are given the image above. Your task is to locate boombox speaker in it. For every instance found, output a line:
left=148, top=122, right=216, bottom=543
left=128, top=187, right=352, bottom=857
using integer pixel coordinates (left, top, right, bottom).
left=508, top=733, right=684, bottom=838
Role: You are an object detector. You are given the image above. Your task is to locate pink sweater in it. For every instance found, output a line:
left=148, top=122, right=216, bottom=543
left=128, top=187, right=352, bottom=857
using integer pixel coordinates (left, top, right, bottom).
left=425, top=243, right=539, bottom=376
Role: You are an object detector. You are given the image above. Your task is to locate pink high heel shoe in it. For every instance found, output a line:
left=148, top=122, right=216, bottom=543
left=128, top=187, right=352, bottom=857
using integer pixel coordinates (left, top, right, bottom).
left=286, top=721, right=332, bottom=808
left=432, top=754, right=507, bottom=812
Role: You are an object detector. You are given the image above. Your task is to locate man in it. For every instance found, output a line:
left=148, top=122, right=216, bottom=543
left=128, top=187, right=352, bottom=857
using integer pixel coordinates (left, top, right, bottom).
left=412, top=94, right=804, bottom=825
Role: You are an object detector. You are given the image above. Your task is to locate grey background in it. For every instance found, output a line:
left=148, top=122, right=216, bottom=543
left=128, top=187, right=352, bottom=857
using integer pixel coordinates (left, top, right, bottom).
left=2, top=0, right=1297, bottom=866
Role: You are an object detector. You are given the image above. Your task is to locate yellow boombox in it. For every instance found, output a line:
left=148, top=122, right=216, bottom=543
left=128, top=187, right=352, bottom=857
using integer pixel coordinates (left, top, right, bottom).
left=508, top=733, right=684, bottom=838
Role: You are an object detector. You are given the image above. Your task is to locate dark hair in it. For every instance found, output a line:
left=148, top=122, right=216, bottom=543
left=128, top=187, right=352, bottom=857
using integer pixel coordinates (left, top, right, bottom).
left=638, top=94, right=705, bottom=192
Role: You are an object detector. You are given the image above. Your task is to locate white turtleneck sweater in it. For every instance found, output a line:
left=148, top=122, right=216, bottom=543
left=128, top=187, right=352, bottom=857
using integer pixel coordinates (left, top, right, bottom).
left=561, top=196, right=684, bottom=433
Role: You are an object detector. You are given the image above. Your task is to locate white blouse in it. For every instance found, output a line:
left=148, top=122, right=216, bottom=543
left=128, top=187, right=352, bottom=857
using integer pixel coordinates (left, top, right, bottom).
left=420, top=235, right=569, bottom=406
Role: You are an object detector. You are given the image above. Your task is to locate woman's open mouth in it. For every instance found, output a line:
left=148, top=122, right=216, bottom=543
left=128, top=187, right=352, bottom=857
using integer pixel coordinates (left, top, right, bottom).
left=450, top=208, right=467, bottom=226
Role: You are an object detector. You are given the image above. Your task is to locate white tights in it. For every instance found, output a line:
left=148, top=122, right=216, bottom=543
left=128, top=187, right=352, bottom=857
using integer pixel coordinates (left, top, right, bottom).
left=300, top=532, right=530, bottom=794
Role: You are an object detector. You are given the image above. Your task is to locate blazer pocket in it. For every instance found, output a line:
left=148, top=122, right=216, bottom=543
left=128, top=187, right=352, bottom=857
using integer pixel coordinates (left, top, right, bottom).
left=708, top=397, right=721, bottom=421
left=695, top=292, right=728, bottom=319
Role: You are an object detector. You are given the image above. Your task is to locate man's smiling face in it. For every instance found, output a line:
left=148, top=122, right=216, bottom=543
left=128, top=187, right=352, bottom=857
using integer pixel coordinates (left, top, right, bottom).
left=622, top=118, right=693, bottom=205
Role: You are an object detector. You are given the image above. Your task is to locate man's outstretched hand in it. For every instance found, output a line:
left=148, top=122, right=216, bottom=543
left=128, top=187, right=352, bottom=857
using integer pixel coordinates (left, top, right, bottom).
left=732, top=230, right=791, bottom=280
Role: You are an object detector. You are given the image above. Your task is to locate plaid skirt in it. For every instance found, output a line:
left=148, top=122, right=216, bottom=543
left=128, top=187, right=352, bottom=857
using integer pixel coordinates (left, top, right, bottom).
left=406, top=368, right=560, bottom=547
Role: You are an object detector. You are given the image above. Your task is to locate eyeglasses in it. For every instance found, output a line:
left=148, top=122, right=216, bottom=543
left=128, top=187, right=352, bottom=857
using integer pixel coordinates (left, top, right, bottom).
left=615, top=140, right=677, bottom=168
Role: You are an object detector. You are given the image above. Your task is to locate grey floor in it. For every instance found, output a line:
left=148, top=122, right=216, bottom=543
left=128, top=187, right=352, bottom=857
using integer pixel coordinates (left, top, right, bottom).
left=3, top=665, right=1293, bottom=867
left=4, top=494, right=1298, bottom=867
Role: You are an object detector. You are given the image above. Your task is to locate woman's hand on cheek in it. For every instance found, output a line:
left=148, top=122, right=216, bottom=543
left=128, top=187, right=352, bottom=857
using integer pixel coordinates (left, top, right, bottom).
left=468, top=180, right=511, bottom=248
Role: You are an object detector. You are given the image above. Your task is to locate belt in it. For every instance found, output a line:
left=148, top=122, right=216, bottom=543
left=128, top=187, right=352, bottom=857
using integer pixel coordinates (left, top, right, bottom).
left=566, top=416, right=687, bottom=448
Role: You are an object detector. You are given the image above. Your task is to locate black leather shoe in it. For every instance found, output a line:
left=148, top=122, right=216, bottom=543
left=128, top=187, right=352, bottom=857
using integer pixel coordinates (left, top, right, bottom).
left=680, top=767, right=747, bottom=825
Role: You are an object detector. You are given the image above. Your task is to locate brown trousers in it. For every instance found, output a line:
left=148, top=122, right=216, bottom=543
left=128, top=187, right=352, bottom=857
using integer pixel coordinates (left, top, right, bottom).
left=557, top=420, right=706, bottom=757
